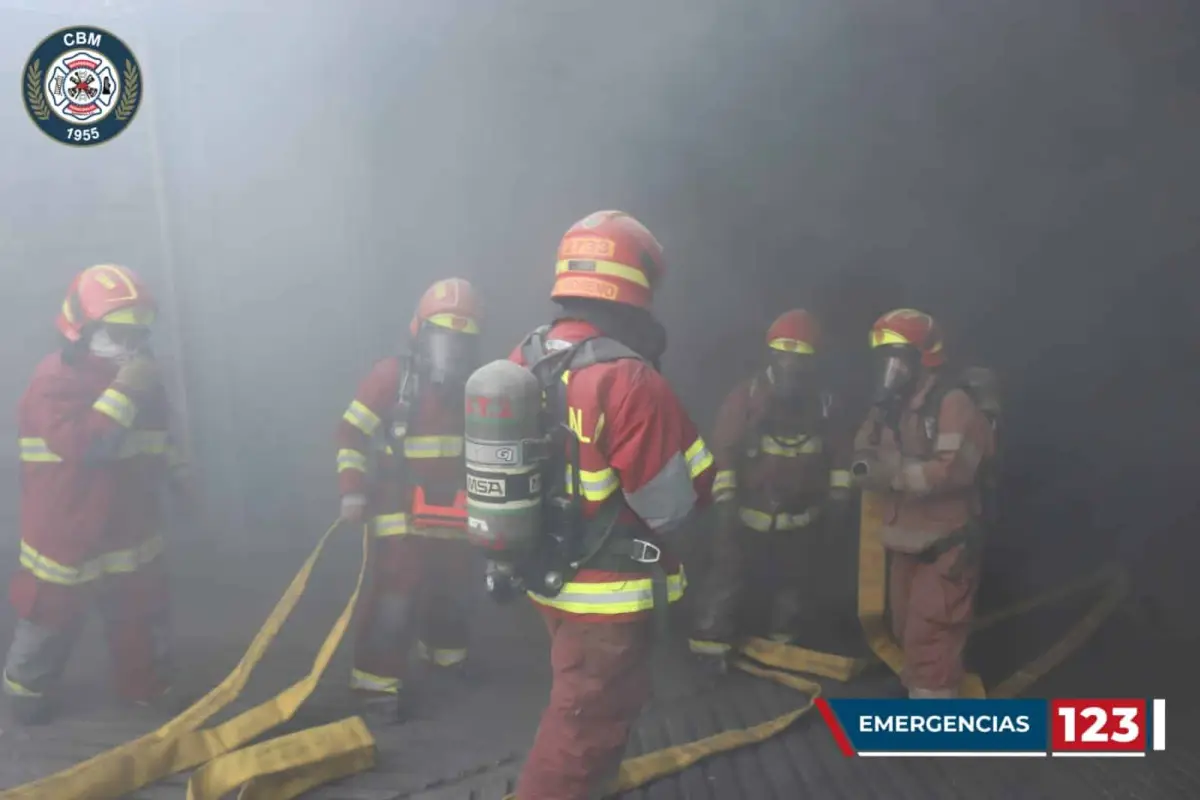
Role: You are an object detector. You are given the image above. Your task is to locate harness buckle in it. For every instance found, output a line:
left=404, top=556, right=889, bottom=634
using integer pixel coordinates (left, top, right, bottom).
left=628, top=539, right=661, bottom=564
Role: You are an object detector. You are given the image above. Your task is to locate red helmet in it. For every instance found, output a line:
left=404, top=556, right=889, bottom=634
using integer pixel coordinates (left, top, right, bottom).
left=551, top=210, right=664, bottom=310
left=56, top=264, right=156, bottom=342
left=408, top=277, right=480, bottom=338
left=870, top=308, right=945, bottom=367
left=766, top=309, right=820, bottom=354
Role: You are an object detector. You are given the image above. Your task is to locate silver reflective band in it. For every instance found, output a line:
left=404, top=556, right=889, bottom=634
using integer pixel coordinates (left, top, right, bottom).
left=623, top=451, right=697, bottom=533
left=936, top=432, right=964, bottom=451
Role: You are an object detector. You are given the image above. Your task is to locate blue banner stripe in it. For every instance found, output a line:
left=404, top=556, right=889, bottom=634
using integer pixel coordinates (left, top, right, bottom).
left=827, top=699, right=1049, bottom=753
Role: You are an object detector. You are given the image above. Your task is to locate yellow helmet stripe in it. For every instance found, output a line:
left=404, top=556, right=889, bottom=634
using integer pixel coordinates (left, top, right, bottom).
left=426, top=312, right=478, bottom=334
left=101, top=306, right=156, bottom=326
left=556, top=258, right=650, bottom=288
left=870, top=329, right=911, bottom=348
left=768, top=337, right=814, bottom=354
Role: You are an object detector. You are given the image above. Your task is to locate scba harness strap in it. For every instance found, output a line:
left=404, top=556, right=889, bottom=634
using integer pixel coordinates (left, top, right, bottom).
left=911, top=373, right=999, bottom=567
left=519, top=325, right=671, bottom=632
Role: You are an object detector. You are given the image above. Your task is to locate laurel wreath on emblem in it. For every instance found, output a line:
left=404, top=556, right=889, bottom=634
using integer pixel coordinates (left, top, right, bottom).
left=26, top=58, right=139, bottom=123
left=25, top=60, right=50, bottom=121
left=115, top=60, right=139, bottom=121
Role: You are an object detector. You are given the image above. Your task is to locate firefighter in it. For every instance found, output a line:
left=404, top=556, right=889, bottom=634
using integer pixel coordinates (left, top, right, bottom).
left=3, top=264, right=187, bottom=725
left=337, top=277, right=481, bottom=717
left=688, top=309, right=852, bottom=671
left=850, top=309, right=995, bottom=698
left=506, top=210, right=715, bottom=799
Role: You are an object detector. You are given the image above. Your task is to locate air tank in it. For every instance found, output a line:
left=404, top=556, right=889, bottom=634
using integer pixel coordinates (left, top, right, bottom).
left=464, top=359, right=547, bottom=561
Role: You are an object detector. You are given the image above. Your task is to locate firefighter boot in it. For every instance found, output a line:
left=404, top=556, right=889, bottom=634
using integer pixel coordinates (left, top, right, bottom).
left=687, top=640, right=732, bottom=687
left=6, top=691, right=54, bottom=726
left=354, top=688, right=412, bottom=724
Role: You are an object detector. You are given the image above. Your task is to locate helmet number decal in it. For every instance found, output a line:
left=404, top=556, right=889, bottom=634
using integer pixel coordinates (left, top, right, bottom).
left=87, top=264, right=139, bottom=300
left=559, top=237, right=615, bottom=258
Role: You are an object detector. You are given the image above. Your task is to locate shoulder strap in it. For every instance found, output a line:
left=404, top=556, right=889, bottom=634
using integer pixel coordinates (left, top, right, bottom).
left=524, top=331, right=644, bottom=394
left=389, top=354, right=419, bottom=439
left=519, top=324, right=552, bottom=368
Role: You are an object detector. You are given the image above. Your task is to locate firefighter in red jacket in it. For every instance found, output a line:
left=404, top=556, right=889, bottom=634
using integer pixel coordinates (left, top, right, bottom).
left=3, top=265, right=187, bottom=725
left=850, top=309, right=994, bottom=698
left=507, top=210, right=715, bottom=800
left=337, top=277, right=481, bottom=716
left=688, top=309, right=852, bottom=671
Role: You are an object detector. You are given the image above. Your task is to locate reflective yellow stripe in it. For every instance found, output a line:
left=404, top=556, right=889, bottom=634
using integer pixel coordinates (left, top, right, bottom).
left=712, top=469, right=737, bottom=499
left=768, top=337, right=814, bottom=354
left=527, top=569, right=686, bottom=615
left=417, top=641, right=468, bottom=666
left=830, top=469, right=851, bottom=489
left=738, top=507, right=821, bottom=532
left=101, top=305, right=155, bottom=326
left=425, top=312, right=478, bottom=334
left=685, top=437, right=714, bottom=478
left=17, top=437, right=62, bottom=463
left=19, top=535, right=164, bottom=586
left=373, top=513, right=410, bottom=537
left=336, top=448, right=368, bottom=474
left=403, top=435, right=463, bottom=459
left=115, top=430, right=168, bottom=459
left=870, top=328, right=912, bottom=347
left=688, top=639, right=732, bottom=655
left=2, top=670, right=41, bottom=697
left=349, top=668, right=399, bottom=693
left=93, top=387, right=136, bottom=428
left=342, top=400, right=381, bottom=437
left=564, top=465, right=620, bottom=502
left=759, top=435, right=822, bottom=457
left=555, top=257, right=650, bottom=288
left=373, top=514, right=464, bottom=540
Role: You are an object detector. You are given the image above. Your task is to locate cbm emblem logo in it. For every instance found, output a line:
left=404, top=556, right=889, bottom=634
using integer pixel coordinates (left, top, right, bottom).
left=23, top=26, right=143, bottom=147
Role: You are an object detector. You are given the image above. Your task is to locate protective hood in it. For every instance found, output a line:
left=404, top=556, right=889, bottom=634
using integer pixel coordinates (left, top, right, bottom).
left=553, top=297, right=666, bottom=369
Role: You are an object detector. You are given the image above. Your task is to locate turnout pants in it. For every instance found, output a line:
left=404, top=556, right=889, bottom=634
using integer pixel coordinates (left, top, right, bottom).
left=351, top=533, right=473, bottom=694
left=516, top=612, right=654, bottom=800
left=3, top=559, right=173, bottom=711
left=888, top=542, right=980, bottom=696
left=692, top=522, right=817, bottom=649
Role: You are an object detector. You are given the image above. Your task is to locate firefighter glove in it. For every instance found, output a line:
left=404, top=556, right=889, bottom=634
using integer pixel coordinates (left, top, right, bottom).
left=113, top=354, right=160, bottom=395
left=340, top=494, right=367, bottom=524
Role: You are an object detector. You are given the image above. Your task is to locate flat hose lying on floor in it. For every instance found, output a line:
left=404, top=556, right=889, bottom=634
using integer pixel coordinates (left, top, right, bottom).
left=598, top=491, right=1128, bottom=796
left=0, top=491, right=1128, bottom=799
left=0, top=522, right=377, bottom=800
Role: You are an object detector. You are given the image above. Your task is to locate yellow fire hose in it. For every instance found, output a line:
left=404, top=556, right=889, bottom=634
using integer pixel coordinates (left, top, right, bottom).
left=600, top=490, right=1129, bottom=795
left=0, top=522, right=376, bottom=800
left=2, top=491, right=1127, bottom=800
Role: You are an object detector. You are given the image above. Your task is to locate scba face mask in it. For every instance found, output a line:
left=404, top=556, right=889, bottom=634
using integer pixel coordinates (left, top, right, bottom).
left=88, top=325, right=149, bottom=362
left=870, top=345, right=920, bottom=408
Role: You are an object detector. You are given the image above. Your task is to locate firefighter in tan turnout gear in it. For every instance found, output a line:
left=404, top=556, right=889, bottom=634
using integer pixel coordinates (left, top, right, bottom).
left=850, top=309, right=995, bottom=698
